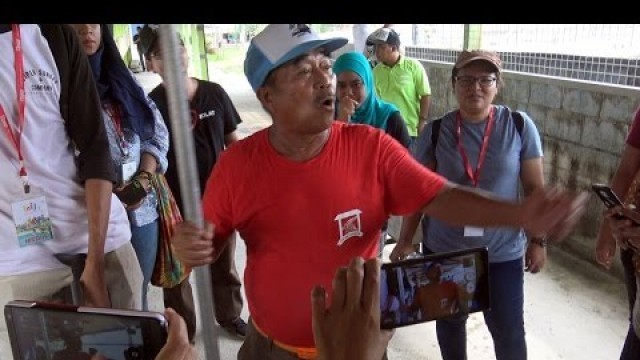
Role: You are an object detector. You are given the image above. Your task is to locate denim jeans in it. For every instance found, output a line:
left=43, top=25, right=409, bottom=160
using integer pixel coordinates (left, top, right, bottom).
left=435, top=257, right=526, bottom=360
left=130, top=220, right=159, bottom=311
left=619, top=248, right=640, bottom=360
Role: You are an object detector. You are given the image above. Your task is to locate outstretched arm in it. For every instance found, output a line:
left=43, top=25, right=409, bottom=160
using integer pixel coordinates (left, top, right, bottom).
left=423, top=183, right=587, bottom=242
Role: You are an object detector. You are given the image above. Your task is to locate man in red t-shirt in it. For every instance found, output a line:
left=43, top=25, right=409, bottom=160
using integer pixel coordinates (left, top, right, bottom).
left=172, top=24, right=587, bottom=360
left=409, top=263, right=460, bottom=321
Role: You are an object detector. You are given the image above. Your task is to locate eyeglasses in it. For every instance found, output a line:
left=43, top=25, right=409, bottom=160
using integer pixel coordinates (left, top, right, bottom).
left=454, top=76, right=497, bottom=88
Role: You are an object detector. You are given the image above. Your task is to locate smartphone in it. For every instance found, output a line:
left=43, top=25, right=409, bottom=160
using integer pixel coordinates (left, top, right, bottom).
left=380, top=246, right=490, bottom=329
left=591, top=183, right=624, bottom=209
left=4, top=300, right=167, bottom=360
left=116, top=180, right=148, bottom=206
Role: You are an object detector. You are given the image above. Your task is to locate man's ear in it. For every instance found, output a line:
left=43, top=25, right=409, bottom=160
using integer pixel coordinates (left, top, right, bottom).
left=256, top=86, right=273, bottom=112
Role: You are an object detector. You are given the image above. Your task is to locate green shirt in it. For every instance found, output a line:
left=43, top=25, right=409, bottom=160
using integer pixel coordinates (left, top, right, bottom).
left=373, top=56, right=431, bottom=137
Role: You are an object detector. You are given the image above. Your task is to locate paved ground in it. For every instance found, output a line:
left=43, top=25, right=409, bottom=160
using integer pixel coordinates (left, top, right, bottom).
left=135, top=70, right=631, bottom=360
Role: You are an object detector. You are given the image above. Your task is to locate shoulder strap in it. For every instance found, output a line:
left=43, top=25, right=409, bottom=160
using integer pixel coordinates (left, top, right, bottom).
left=430, top=118, right=442, bottom=170
left=512, top=110, right=525, bottom=137
left=431, top=118, right=442, bottom=152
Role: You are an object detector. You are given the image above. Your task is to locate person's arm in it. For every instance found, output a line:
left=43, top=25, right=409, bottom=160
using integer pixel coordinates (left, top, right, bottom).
left=381, top=126, right=585, bottom=249
left=423, top=183, right=587, bottom=242
left=139, top=94, right=170, bottom=174
left=80, top=179, right=113, bottom=308
left=130, top=153, right=158, bottom=195
left=605, top=207, right=640, bottom=251
left=224, top=131, right=239, bottom=148
left=417, top=94, right=431, bottom=135
left=596, top=144, right=640, bottom=268
left=172, top=149, right=235, bottom=266
left=521, top=158, right=547, bottom=273
left=130, top=95, right=169, bottom=196
left=59, top=24, right=115, bottom=307
left=336, top=95, right=358, bottom=122
left=218, top=82, right=242, bottom=149
left=312, top=257, right=393, bottom=360
left=390, top=212, right=424, bottom=262
left=171, top=221, right=217, bottom=266
left=391, top=157, right=434, bottom=261
left=389, top=122, right=433, bottom=262
left=415, top=60, right=431, bottom=136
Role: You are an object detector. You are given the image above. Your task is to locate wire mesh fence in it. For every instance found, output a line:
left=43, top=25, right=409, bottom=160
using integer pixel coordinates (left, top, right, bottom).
left=404, top=24, right=640, bottom=88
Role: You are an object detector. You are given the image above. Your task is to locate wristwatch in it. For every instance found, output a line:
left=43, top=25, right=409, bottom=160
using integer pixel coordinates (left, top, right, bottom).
left=529, top=237, right=548, bottom=248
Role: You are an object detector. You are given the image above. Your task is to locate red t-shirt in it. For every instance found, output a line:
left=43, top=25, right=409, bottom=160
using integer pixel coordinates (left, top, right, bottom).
left=414, top=281, right=459, bottom=320
left=202, top=122, right=446, bottom=348
left=627, top=108, right=640, bottom=148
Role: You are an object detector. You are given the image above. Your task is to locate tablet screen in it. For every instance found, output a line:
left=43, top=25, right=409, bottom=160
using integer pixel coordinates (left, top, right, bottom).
left=380, top=246, right=490, bottom=329
left=5, top=302, right=167, bottom=360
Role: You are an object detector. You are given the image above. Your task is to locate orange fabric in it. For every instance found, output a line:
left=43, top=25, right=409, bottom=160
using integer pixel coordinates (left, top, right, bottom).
left=253, top=320, right=317, bottom=359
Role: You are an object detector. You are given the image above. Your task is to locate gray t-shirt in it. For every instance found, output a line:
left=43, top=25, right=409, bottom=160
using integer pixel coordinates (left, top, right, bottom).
left=414, top=105, right=543, bottom=263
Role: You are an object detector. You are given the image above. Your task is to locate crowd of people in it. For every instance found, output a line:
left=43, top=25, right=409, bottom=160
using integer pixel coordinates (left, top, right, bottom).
left=0, top=22, right=635, bottom=360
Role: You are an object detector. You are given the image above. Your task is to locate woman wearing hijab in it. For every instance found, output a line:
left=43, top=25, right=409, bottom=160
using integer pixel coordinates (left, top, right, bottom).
left=71, top=24, right=169, bottom=311
left=333, top=51, right=411, bottom=148
left=334, top=51, right=412, bottom=255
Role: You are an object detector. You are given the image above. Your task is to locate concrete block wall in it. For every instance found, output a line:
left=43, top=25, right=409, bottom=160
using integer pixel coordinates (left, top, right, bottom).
left=424, top=60, right=640, bottom=279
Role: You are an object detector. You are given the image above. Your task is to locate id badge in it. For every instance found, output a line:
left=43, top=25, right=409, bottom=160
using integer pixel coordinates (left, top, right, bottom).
left=120, top=161, right=137, bottom=184
left=464, top=226, right=484, bottom=237
left=11, top=187, right=55, bottom=247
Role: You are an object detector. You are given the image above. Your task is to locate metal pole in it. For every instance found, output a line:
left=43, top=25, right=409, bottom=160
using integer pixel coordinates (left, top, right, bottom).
left=158, top=24, right=221, bottom=359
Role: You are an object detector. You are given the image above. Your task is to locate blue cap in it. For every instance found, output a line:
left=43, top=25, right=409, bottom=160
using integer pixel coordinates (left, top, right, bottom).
left=244, top=24, right=348, bottom=92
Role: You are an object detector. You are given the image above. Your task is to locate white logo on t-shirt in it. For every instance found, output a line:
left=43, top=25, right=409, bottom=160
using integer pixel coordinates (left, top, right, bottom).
left=334, top=209, right=363, bottom=246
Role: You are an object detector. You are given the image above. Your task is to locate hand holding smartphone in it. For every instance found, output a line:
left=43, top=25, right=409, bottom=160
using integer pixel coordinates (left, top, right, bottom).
left=590, top=183, right=638, bottom=222
left=116, top=179, right=148, bottom=207
left=380, top=247, right=490, bottom=329
left=591, top=183, right=624, bottom=209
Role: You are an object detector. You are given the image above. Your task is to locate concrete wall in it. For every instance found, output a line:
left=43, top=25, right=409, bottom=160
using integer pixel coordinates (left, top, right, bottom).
left=424, top=60, right=640, bottom=279
left=333, top=40, right=640, bottom=277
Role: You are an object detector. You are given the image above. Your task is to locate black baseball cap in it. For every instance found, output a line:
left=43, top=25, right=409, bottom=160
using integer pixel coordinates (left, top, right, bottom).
left=366, top=27, right=401, bottom=47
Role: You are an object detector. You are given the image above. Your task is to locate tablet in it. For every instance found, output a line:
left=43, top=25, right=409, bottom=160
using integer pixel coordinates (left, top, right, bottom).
left=4, top=300, right=168, bottom=360
left=380, top=246, right=490, bottom=329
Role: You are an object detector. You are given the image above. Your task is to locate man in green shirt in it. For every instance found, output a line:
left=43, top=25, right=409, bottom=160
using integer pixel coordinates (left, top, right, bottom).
left=367, top=27, right=431, bottom=144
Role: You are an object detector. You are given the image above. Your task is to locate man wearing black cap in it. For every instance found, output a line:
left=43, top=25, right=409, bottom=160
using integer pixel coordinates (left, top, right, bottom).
left=367, top=27, right=432, bottom=146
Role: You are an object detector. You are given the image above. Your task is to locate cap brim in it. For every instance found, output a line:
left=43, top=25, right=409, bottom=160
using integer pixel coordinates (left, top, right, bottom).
left=455, top=56, right=501, bottom=71
left=366, top=38, right=385, bottom=46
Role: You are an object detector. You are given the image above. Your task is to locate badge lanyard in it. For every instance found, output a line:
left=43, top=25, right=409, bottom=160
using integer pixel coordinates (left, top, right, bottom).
left=103, top=103, right=130, bottom=158
left=0, top=24, right=30, bottom=193
left=455, top=106, right=495, bottom=187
